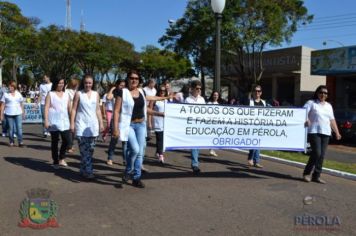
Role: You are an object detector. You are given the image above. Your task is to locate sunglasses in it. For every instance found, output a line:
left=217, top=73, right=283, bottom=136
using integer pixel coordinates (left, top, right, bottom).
left=254, top=90, right=262, bottom=93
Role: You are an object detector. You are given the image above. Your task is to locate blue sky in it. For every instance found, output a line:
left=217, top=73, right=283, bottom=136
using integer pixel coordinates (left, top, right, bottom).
left=7, top=0, right=356, bottom=51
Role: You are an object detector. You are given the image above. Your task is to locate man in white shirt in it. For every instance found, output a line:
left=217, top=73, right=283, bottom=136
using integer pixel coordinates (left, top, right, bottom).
left=185, top=80, right=206, bottom=174
left=39, top=75, right=52, bottom=137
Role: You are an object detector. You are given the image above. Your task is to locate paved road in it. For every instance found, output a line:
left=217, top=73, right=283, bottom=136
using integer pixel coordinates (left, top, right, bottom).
left=0, top=124, right=355, bottom=236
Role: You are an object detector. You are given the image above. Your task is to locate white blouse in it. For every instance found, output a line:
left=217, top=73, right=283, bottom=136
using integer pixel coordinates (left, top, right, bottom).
left=48, top=92, right=70, bottom=131
left=75, top=91, right=99, bottom=137
left=1, top=91, right=24, bottom=116
left=304, top=99, right=335, bottom=136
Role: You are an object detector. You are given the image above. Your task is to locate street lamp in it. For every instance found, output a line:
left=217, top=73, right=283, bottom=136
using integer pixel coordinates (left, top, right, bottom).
left=211, top=0, right=225, bottom=92
left=322, top=40, right=345, bottom=47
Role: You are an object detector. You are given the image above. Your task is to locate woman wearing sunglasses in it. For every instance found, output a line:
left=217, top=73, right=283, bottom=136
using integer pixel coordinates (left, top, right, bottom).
left=112, top=70, right=164, bottom=188
left=303, top=85, right=341, bottom=184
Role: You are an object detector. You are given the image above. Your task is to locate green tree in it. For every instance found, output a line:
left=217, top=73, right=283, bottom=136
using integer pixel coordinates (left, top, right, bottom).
left=0, top=1, right=36, bottom=83
left=160, top=0, right=312, bottom=96
left=139, top=45, right=192, bottom=83
left=159, top=0, right=214, bottom=96
left=30, top=25, right=78, bottom=81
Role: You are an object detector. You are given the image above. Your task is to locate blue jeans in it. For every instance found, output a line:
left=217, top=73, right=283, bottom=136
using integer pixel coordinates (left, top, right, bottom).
left=248, top=149, right=260, bottom=164
left=191, top=149, right=199, bottom=167
left=303, top=134, right=329, bottom=179
left=40, top=104, right=48, bottom=134
left=2, top=117, right=7, bottom=134
left=6, top=115, right=23, bottom=144
left=126, top=122, right=146, bottom=180
left=107, top=137, right=127, bottom=163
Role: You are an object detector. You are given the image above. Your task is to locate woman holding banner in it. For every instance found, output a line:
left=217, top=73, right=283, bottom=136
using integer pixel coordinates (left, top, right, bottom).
left=303, top=85, right=341, bottom=184
left=185, top=80, right=206, bottom=174
left=112, top=70, right=164, bottom=188
left=247, top=85, right=266, bottom=168
left=207, top=91, right=223, bottom=157
left=44, top=78, right=71, bottom=169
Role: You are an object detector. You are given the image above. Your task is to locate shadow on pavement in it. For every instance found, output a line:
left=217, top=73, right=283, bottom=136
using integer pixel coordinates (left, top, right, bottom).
left=4, top=156, right=123, bottom=186
left=25, top=144, right=52, bottom=151
left=228, top=167, right=302, bottom=181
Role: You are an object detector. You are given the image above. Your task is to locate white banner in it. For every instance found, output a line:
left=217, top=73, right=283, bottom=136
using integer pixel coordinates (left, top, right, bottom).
left=23, top=103, right=42, bottom=123
left=163, top=102, right=307, bottom=151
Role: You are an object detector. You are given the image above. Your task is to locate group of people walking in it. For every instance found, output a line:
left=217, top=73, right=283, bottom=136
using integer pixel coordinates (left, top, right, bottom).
left=0, top=69, right=343, bottom=187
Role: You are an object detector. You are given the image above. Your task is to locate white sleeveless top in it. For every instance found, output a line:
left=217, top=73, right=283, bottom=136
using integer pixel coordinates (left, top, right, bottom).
left=75, top=90, right=99, bottom=137
left=118, top=88, right=147, bottom=141
left=48, top=91, right=70, bottom=131
left=153, top=100, right=164, bottom=131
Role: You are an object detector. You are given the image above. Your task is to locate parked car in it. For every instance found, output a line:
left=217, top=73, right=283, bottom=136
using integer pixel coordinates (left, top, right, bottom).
left=333, top=109, right=356, bottom=143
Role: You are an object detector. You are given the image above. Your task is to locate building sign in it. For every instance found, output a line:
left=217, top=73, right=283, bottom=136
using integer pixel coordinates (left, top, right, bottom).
left=311, top=46, right=356, bottom=75
left=163, top=102, right=307, bottom=151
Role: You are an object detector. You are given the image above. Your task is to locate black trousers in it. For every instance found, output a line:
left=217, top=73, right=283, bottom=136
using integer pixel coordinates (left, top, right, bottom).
left=303, top=133, right=330, bottom=179
left=50, top=130, right=70, bottom=164
left=155, top=131, right=164, bottom=155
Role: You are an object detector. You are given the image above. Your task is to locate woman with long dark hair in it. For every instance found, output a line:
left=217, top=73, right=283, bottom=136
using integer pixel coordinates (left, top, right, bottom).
left=112, top=70, right=164, bottom=188
left=44, top=77, right=71, bottom=169
left=303, top=85, right=341, bottom=184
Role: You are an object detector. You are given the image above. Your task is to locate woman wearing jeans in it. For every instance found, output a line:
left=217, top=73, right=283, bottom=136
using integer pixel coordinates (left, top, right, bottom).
left=112, top=70, right=163, bottom=188
left=44, top=78, right=71, bottom=169
left=71, top=75, right=103, bottom=180
left=0, top=81, right=25, bottom=147
left=303, top=85, right=341, bottom=184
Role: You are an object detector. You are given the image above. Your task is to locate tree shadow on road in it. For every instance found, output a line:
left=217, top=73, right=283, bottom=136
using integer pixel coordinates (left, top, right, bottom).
left=25, top=144, right=52, bottom=151
left=142, top=170, right=263, bottom=180
left=4, top=156, right=124, bottom=187
left=227, top=167, right=302, bottom=181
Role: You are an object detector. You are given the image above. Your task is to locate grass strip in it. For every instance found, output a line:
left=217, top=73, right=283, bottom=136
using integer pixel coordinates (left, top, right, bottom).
left=261, top=150, right=356, bottom=175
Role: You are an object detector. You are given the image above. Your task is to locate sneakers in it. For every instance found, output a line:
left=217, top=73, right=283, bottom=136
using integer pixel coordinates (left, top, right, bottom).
left=312, top=178, right=326, bottom=184
left=107, top=160, right=113, bottom=166
left=9, top=142, right=14, bottom=147
left=303, top=175, right=311, bottom=182
left=192, top=166, right=201, bottom=174
left=247, top=160, right=254, bottom=166
left=132, top=179, right=145, bottom=188
left=59, top=160, right=68, bottom=167
left=209, top=150, right=218, bottom=157
left=254, top=163, right=263, bottom=168
left=158, top=154, right=165, bottom=164
left=2, top=133, right=6, bottom=137
left=80, top=172, right=95, bottom=180
left=122, top=174, right=131, bottom=184
left=13, top=134, right=17, bottom=138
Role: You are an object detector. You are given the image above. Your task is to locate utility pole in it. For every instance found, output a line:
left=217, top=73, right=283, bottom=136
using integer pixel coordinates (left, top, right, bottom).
left=66, top=0, right=72, bottom=30
left=80, top=10, right=85, bottom=32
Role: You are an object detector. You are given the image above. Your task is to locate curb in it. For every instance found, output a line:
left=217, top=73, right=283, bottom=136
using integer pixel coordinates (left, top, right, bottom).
left=231, top=149, right=356, bottom=181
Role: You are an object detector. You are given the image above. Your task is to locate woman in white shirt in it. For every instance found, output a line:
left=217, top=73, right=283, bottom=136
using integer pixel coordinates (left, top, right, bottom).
left=70, top=75, right=104, bottom=180
left=44, top=78, right=71, bottom=169
left=153, top=86, right=167, bottom=164
left=303, top=85, right=341, bottom=184
left=65, top=77, right=79, bottom=153
left=207, top=91, right=223, bottom=157
left=0, top=81, right=25, bottom=147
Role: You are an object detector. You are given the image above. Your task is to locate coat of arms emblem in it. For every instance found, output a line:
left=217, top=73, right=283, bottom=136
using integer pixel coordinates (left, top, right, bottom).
left=19, top=188, right=59, bottom=229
